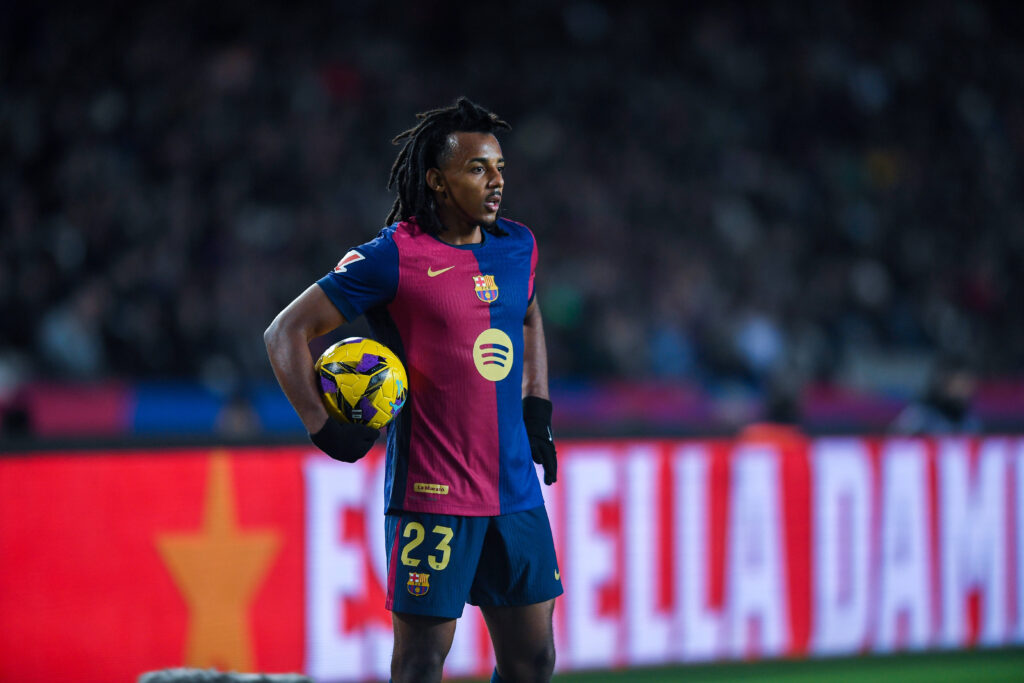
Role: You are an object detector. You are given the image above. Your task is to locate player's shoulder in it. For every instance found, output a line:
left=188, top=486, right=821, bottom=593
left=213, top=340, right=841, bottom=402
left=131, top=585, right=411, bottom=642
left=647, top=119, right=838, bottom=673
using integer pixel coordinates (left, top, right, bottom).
left=328, top=224, right=399, bottom=274
left=373, top=222, right=403, bottom=243
left=355, top=223, right=402, bottom=253
left=495, top=217, right=536, bottom=243
left=385, top=217, right=443, bottom=245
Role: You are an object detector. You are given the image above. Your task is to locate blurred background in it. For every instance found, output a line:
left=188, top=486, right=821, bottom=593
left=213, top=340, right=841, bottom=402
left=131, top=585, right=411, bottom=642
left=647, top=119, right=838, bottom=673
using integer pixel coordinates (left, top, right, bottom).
left=1, top=0, right=1022, bottom=438
left=3, top=3, right=1024, bottom=683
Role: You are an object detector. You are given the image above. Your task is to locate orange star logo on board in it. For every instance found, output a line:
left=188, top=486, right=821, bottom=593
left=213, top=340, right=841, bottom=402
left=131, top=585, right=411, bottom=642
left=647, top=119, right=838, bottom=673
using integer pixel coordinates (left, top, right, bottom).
left=155, top=453, right=281, bottom=671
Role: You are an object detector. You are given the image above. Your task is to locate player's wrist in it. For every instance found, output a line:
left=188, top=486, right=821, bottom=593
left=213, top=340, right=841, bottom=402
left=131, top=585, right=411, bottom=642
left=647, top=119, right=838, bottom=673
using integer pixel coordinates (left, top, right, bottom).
left=309, top=418, right=380, bottom=463
left=303, top=412, right=330, bottom=434
left=523, top=396, right=552, bottom=422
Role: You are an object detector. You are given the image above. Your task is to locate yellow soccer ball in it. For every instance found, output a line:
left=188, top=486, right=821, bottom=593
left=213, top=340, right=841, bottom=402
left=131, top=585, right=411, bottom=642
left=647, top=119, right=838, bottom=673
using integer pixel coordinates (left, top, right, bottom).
left=315, top=337, right=408, bottom=429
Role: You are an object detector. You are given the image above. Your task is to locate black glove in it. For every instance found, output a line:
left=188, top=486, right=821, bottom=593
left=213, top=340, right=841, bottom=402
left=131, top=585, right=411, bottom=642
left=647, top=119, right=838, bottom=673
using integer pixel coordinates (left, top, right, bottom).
left=523, top=396, right=557, bottom=485
left=310, top=418, right=380, bottom=463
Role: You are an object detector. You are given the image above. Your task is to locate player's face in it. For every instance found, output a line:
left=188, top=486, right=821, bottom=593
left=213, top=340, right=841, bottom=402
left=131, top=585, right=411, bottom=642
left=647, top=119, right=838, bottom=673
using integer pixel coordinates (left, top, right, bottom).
left=430, top=132, right=504, bottom=233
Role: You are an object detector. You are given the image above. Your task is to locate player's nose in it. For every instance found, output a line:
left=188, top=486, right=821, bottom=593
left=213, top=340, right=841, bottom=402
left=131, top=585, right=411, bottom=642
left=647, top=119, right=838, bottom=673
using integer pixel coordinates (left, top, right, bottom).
left=487, top=167, right=504, bottom=188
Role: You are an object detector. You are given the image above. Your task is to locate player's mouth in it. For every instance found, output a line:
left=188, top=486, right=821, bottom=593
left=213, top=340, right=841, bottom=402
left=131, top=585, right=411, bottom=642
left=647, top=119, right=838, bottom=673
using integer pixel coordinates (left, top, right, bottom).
left=484, top=193, right=501, bottom=212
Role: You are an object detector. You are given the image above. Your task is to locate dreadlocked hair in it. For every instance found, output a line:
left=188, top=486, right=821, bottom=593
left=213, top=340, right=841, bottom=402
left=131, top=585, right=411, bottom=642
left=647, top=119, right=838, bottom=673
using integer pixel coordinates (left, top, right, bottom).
left=386, top=97, right=511, bottom=237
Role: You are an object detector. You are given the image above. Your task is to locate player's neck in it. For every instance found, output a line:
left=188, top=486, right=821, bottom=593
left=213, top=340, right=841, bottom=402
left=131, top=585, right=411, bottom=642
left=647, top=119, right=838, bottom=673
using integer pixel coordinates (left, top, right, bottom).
left=437, top=222, right=483, bottom=246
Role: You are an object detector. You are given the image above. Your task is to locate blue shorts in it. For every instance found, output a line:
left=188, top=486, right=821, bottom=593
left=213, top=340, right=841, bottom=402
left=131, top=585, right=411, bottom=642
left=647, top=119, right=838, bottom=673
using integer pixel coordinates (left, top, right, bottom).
left=384, top=506, right=563, bottom=619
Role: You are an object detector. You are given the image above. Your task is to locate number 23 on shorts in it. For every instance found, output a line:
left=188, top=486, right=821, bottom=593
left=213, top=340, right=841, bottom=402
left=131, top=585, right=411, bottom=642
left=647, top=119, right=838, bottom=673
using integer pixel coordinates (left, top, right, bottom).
left=400, top=522, right=453, bottom=571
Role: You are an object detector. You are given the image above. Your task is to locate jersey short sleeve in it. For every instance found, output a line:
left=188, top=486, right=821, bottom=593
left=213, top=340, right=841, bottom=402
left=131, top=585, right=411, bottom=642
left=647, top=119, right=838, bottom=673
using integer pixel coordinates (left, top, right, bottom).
left=528, top=228, right=538, bottom=304
left=316, top=229, right=399, bottom=321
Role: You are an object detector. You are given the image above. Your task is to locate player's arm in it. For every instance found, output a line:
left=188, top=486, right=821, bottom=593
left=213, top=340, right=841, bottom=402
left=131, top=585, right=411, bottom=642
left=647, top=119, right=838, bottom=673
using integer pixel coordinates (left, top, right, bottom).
left=264, top=285, right=380, bottom=463
left=522, top=297, right=549, bottom=399
left=264, top=284, right=345, bottom=433
left=523, top=297, right=557, bottom=484
left=522, top=297, right=550, bottom=399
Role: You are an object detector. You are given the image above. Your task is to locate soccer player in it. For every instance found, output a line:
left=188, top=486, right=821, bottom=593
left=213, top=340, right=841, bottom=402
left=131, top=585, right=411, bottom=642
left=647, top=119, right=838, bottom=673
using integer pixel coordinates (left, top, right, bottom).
left=264, top=98, right=561, bottom=683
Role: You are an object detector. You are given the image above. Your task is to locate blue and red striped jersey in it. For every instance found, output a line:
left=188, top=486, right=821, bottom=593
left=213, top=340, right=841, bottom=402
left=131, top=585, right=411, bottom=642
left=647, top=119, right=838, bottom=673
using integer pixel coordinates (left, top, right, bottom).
left=317, top=217, right=544, bottom=516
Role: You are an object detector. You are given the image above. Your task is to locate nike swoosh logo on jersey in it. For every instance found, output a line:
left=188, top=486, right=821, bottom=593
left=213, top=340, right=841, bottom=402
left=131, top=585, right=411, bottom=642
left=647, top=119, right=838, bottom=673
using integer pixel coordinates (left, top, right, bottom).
left=427, top=265, right=455, bottom=277
left=554, top=569, right=561, bottom=580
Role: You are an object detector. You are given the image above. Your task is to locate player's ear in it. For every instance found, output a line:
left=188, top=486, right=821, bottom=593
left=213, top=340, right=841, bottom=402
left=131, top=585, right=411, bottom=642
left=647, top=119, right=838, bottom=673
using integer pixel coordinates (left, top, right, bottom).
left=425, top=168, right=445, bottom=195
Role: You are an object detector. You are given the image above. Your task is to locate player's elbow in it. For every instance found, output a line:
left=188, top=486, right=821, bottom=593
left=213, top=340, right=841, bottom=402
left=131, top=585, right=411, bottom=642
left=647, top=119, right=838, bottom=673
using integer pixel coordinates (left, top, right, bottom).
left=264, top=307, right=316, bottom=362
left=263, top=313, right=289, bottom=355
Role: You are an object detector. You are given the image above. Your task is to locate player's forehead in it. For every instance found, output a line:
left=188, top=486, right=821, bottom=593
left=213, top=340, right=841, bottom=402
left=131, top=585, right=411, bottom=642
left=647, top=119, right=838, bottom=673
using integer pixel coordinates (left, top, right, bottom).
left=441, top=131, right=503, bottom=167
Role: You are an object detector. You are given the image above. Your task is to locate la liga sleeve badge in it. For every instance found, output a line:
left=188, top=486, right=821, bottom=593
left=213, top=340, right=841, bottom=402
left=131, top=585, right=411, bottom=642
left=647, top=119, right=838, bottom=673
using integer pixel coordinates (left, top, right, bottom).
left=333, top=250, right=365, bottom=273
left=407, top=571, right=430, bottom=596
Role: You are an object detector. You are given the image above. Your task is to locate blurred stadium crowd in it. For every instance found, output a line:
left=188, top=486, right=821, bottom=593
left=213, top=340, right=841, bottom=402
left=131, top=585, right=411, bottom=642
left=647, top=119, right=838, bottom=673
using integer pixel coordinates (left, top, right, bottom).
left=2, top=1, right=1022, bottom=407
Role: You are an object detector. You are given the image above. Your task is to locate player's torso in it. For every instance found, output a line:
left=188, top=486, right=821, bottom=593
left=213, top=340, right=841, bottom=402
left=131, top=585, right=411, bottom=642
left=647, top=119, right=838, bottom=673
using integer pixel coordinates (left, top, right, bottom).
left=381, top=221, right=541, bottom=516
left=388, top=225, right=532, bottom=384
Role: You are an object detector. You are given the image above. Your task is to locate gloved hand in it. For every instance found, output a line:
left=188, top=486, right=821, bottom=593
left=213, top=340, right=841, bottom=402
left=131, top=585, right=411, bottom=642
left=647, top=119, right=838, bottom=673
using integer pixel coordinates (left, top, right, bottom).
left=523, top=396, right=557, bottom=485
left=310, top=418, right=380, bottom=463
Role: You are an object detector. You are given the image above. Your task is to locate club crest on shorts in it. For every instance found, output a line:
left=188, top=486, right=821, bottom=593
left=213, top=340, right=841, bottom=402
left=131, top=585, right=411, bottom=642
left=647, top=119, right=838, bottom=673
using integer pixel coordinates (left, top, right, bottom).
left=407, top=571, right=430, bottom=596
left=473, top=274, right=499, bottom=303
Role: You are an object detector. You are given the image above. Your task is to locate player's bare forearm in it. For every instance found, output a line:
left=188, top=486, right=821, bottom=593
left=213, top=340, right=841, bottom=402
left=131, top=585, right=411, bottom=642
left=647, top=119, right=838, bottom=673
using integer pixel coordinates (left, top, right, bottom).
left=522, top=297, right=550, bottom=399
left=264, top=284, right=347, bottom=433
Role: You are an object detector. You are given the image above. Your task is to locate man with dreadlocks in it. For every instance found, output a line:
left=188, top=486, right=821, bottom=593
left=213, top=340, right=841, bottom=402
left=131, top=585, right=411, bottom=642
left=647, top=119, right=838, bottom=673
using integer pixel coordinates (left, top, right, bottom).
left=265, top=98, right=561, bottom=683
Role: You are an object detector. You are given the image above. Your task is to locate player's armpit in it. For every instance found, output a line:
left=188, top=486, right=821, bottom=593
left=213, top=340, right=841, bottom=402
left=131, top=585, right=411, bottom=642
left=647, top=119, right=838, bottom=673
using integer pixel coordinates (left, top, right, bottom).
left=267, top=284, right=348, bottom=342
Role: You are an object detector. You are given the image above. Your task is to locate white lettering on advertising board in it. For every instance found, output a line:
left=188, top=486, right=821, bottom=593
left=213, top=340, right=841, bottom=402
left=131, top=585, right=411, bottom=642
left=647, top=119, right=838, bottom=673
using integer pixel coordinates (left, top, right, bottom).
left=811, top=438, right=872, bottom=656
left=938, top=438, right=1008, bottom=647
left=301, top=436, right=1024, bottom=680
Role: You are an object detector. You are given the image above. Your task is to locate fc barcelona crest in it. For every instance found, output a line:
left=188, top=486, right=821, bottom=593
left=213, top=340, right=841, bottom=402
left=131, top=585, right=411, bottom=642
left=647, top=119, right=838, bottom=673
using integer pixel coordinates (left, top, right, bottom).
left=407, top=571, right=430, bottom=596
left=473, top=274, right=499, bottom=303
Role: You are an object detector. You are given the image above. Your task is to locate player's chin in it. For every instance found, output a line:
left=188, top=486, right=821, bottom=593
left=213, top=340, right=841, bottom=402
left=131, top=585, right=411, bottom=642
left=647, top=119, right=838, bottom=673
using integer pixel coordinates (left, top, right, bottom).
left=478, top=208, right=500, bottom=228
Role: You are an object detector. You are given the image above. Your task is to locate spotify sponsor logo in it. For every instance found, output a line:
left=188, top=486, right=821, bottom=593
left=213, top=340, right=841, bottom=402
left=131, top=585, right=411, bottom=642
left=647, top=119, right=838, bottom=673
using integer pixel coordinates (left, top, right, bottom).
left=473, top=329, right=513, bottom=381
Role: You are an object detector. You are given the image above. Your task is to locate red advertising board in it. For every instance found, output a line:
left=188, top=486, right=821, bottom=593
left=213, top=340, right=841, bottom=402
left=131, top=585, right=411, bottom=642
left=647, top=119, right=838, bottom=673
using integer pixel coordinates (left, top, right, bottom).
left=1, top=436, right=1022, bottom=682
